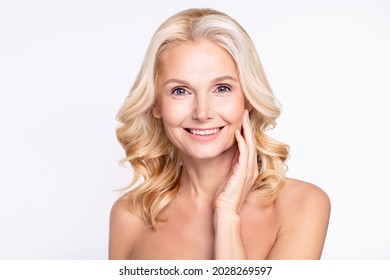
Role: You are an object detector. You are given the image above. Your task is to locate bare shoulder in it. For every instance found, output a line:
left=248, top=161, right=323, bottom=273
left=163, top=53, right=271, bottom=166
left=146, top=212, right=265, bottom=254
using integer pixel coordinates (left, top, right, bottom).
left=267, top=178, right=331, bottom=259
left=109, top=195, right=146, bottom=259
left=276, top=178, right=331, bottom=212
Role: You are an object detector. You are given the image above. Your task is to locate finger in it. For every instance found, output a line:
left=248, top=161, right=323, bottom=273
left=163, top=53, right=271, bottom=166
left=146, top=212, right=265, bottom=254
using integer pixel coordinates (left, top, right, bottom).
left=230, top=148, right=240, bottom=171
left=242, top=110, right=258, bottom=182
left=234, top=128, right=248, bottom=175
left=229, top=130, right=247, bottom=209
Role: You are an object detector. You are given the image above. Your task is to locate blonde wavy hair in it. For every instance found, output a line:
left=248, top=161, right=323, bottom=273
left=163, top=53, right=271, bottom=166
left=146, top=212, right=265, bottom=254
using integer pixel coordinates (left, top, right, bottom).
left=116, top=8, right=289, bottom=229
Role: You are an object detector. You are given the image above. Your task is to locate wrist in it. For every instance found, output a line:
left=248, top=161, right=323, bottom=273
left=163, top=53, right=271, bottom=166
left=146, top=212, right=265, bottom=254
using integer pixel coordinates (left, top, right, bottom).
left=214, top=207, right=240, bottom=217
left=214, top=208, right=241, bottom=227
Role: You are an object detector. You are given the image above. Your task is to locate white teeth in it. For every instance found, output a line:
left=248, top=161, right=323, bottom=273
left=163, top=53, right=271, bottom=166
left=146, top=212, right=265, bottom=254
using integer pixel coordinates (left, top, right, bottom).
left=189, top=128, right=220, bottom=136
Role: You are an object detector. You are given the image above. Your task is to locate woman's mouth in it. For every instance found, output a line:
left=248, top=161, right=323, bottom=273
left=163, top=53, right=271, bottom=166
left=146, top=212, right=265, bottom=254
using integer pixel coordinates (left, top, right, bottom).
left=184, top=127, right=224, bottom=136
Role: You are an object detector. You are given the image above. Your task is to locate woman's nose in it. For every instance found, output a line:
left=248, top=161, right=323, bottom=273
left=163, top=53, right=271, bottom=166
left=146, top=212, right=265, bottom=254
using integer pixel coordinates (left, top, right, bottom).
left=192, top=94, right=214, bottom=121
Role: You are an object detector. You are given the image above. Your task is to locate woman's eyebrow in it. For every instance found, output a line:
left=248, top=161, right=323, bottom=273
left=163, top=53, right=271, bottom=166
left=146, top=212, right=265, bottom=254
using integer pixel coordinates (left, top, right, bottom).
left=211, top=75, right=239, bottom=84
left=163, top=79, right=189, bottom=87
left=163, top=76, right=238, bottom=87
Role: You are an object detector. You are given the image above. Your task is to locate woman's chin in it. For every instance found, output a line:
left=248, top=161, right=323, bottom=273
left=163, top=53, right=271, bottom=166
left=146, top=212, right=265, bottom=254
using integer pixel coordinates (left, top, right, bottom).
left=181, top=143, right=237, bottom=161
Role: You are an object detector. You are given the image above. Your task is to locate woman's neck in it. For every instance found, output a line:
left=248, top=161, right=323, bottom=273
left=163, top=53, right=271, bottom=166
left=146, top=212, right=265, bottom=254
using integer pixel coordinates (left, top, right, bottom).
left=179, top=144, right=238, bottom=203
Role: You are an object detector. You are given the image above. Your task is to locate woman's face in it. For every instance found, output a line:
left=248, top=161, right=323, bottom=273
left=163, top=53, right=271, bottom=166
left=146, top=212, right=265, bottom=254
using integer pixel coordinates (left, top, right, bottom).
left=154, top=40, right=246, bottom=159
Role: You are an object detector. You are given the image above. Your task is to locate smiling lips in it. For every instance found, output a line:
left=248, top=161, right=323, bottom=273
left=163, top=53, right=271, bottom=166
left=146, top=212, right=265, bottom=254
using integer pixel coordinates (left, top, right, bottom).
left=185, top=127, right=224, bottom=136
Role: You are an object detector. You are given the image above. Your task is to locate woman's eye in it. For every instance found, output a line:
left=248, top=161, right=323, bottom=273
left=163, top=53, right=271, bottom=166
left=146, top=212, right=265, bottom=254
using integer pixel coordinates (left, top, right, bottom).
left=215, top=85, right=231, bottom=93
left=171, top=87, right=188, bottom=96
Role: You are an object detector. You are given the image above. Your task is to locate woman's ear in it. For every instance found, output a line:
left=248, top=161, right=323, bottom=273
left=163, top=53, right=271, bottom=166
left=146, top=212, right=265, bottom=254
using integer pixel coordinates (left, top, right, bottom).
left=245, top=99, right=253, bottom=113
left=152, top=103, right=162, bottom=118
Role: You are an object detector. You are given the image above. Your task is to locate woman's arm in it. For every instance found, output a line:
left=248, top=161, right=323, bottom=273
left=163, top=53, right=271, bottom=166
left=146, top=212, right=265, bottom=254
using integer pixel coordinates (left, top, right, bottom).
left=109, top=197, right=143, bottom=259
left=214, top=110, right=258, bottom=259
left=213, top=209, right=246, bottom=259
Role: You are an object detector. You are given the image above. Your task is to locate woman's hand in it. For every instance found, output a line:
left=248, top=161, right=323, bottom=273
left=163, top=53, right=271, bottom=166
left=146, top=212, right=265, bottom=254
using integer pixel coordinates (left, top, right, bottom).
left=214, top=110, right=259, bottom=214
left=213, top=110, right=258, bottom=259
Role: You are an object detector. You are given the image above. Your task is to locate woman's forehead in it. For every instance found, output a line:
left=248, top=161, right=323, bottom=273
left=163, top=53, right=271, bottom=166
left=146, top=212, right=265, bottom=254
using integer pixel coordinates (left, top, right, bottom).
left=157, top=40, right=238, bottom=84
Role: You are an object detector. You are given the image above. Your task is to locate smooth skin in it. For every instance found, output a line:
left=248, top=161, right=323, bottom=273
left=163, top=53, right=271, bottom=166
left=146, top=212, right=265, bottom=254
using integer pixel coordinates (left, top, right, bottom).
left=109, top=40, right=330, bottom=259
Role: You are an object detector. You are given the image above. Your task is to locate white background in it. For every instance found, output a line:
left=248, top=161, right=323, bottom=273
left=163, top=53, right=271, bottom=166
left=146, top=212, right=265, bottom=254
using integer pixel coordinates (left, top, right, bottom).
left=0, top=0, right=389, bottom=259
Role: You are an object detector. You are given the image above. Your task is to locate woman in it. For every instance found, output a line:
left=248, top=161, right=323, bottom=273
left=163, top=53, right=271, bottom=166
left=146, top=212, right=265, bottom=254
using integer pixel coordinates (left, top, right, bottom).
left=109, top=8, right=330, bottom=260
